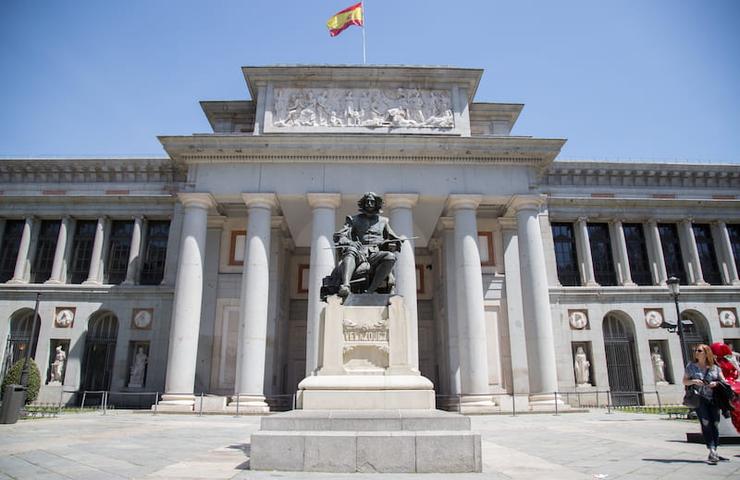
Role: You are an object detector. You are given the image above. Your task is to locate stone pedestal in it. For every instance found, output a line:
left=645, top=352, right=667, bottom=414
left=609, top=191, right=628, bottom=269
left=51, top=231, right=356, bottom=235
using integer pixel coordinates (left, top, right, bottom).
left=250, top=410, right=482, bottom=473
left=297, top=294, right=434, bottom=410
left=251, top=294, right=481, bottom=473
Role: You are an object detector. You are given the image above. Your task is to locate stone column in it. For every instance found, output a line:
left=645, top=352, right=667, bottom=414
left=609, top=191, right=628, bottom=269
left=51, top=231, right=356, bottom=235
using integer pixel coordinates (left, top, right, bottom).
left=678, top=219, right=705, bottom=285
left=499, top=217, right=531, bottom=411
left=123, top=216, right=145, bottom=285
left=160, top=193, right=215, bottom=410
left=440, top=218, right=461, bottom=396
left=385, top=193, right=420, bottom=370
left=511, top=196, right=561, bottom=405
left=610, top=219, right=635, bottom=286
left=83, top=216, right=108, bottom=285
left=8, top=216, right=36, bottom=284
left=46, top=216, right=72, bottom=284
left=713, top=222, right=740, bottom=285
left=233, top=193, right=277, bottom=412
left=575, top=217, right=597, bottom=286
left=645, top=220, right=667, bottom=285
left=305, top=193, right=341, bottom=376
left=447, top=195, right=493, bottom=407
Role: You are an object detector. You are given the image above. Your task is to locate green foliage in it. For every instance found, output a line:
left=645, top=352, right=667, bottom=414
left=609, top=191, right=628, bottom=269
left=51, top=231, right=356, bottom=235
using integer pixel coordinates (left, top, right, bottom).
left=1, top=358, right=41, bottom=404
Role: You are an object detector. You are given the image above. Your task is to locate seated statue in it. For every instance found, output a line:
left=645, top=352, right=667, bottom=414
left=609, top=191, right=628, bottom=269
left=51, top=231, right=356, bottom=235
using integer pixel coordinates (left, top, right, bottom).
left=321, top=192, right=405, bottom=299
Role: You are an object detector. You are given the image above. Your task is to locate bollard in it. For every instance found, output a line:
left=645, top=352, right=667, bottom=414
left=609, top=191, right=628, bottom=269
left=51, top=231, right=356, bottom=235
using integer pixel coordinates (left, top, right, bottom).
left=81, top=391, right=87, bottom=410
left=655, top=391, right=663, bottom=413
left=58, top=389, right=64, bottom=415
left=511, top=393, right=516, bottom=417
left=554, top=392, right=559, bottom=416
left=102, top=391, right=108, bottom=415
left=292, top=393, right=296, bottom=411
left=199, top=393, right=204, bottom=416
left=606, top=390, right=612, bottom=414
left=154, top=392, right=159, bottom=415
left=235, top=393, right=240, bottom=417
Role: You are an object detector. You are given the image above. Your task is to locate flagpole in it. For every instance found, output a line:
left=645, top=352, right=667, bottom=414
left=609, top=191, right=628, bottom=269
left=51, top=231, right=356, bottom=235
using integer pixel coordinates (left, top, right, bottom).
left=361, top=0, right=366, bottom=64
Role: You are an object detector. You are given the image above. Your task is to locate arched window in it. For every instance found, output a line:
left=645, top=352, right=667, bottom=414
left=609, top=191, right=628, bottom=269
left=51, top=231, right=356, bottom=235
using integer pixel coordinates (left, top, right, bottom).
left=2, top=309, right=41, bottom=378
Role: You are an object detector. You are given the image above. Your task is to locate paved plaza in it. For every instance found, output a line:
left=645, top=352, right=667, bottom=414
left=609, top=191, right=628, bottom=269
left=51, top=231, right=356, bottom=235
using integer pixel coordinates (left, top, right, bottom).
left=1, top=410, right=739, bottom=479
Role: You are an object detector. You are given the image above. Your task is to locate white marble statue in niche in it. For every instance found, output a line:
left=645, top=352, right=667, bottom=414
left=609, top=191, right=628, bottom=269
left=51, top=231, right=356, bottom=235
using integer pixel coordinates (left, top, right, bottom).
left=128, top=347, right=148, bottom=388
left=49, top=345, right=66, bottom=384
left=272, top=87, right=454, bottom=129
left=651, top=345, right=668, bottom=385
left=574, top=346, right=591, bottom=386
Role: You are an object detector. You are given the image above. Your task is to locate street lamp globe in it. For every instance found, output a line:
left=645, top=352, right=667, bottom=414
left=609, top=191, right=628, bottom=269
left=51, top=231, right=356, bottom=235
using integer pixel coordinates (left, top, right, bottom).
left=667, top=276, right=680, bottom=298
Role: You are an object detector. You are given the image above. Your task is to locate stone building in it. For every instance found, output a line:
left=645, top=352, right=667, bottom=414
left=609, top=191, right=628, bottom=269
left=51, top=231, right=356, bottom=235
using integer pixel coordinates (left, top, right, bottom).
left=1, top=65, right=738, bottom=411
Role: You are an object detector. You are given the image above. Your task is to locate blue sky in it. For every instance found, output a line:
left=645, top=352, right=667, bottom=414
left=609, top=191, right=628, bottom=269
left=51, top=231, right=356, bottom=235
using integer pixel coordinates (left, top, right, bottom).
left=1, top=0, right=738, bottom=163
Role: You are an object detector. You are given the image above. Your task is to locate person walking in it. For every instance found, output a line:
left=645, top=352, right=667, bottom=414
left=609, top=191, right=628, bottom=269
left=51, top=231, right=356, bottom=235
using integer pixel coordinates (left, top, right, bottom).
left=683, top=343, right=728, bottom=464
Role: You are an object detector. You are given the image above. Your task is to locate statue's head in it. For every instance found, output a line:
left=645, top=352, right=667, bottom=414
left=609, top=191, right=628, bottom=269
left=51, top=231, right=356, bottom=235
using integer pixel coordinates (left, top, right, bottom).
left=358, top=192, right=383, bottom=214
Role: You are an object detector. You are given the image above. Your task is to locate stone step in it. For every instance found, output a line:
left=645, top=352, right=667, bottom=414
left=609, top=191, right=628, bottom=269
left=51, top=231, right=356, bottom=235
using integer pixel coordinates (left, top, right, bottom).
left=260, top=409, right=471, bottom=432
left=250, top=429, right=481, bottom=473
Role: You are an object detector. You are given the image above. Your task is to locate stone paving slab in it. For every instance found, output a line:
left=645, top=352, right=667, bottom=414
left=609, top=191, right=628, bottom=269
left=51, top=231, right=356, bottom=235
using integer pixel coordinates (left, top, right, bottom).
left=1, top=410, right=739, bottom=479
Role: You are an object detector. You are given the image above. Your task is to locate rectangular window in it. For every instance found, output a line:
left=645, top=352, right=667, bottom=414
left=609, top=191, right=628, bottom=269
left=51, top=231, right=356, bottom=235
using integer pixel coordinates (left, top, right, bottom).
left=588, top=223, right=617, bottom=286
left=551, top=223, right=581, bottom=286
left=658, top=223, right=687, bottom=285
left=69, top=220, right=97, bottom=284
left=692, top=223, right=722, bottom=285
left=105, top=220, right=133, bottom=284
left=0, top=220, right=24, bottom=282
left=31, top=220, right=61, bottom=283
left=727, top=224, right=740, bottom=277
left=140, top=221, right=170, bottom=285
left=623, top=223, right=652, bottom=286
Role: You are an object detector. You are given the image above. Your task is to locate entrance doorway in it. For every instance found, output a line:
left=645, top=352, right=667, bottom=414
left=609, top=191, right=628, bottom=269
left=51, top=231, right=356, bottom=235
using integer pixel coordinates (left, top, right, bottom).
left=2, top=309, right=41, bottom=380
left=81, top=311, right=119, bottom=391
left=603, top=312, right=642, bottom=406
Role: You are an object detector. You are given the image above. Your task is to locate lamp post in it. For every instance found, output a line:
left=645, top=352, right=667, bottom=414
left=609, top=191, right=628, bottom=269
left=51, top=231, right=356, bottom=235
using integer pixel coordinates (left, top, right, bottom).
left=662, top=277, right=690, bottom=367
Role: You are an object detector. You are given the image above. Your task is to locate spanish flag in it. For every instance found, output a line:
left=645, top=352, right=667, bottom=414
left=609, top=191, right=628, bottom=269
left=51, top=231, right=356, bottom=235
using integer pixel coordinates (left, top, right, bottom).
left=327, top=2, right=364, bottom=37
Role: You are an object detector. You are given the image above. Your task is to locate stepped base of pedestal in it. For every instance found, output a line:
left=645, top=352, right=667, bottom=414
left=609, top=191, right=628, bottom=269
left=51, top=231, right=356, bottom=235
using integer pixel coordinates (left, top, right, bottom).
left=297, top=374, right=435, bottom=410
left=250, top=409, right=481, bottom=473
left=528, top=393, right=570, bottom=412
left=152, top=394, right=194, bottom=412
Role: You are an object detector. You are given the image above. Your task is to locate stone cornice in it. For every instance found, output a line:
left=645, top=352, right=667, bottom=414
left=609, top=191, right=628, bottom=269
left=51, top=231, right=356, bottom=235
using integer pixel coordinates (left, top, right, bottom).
left=543, top=160, right=740, bottom=190
left=0, top=157, right=186, bottom=184
left=158, top=134, right=565, bottom=168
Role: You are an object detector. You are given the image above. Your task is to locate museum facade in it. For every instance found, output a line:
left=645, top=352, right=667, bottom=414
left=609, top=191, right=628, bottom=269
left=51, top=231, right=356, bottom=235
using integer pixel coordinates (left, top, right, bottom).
left=1, top=65, right=739, bottom=411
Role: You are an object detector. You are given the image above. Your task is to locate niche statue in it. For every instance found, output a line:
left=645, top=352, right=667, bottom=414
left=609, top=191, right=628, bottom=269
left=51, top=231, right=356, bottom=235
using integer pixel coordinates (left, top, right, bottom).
left=321, top=192, right=405, bottom=299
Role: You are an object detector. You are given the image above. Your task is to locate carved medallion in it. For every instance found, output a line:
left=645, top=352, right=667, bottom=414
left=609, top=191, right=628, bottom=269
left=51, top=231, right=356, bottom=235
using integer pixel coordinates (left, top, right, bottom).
left=568, top=310, right=588, bottom=330
left=719, top=308, right=737, bottom=328
left=645, top=309, right=664, bottom=329
left=271, top=87, right=454, bottom=130
left=132, top=308, right=153, bottom=330
left=54, top=307, right=75, bottom=328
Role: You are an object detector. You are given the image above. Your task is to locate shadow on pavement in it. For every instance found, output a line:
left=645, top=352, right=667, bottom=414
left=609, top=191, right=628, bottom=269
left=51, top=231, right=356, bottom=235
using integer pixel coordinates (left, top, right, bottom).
left=642, top=458, right=708, bottom=464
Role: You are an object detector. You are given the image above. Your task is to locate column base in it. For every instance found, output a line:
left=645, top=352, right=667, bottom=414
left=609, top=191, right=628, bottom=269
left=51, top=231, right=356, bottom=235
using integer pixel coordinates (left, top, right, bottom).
left=6, top=278, right=27, bottom=285
left=44, top=279, right=63, bottom=285
left=458, top=395, right=498, bottom=414
left=82, top=280, right=102, bottom=286
left=227, top=394, right=269, bottom=414
left=529, top=393, right=569, bottom=412
left=153, top=394, right=195, bottom=412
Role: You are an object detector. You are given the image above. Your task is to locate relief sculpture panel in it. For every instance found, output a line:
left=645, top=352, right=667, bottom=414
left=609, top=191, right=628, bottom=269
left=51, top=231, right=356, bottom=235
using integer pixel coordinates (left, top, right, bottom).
left=271, top=87, right=454, bottom=130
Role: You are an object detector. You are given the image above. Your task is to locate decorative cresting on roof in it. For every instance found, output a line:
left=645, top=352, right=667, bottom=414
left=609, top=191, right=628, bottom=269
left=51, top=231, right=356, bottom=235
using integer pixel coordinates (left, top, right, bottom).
left=178, top=155, right=546, bottom=166
left=543, top=161, right=740, bottom=190
left=0, top=158, right=187, bottom=184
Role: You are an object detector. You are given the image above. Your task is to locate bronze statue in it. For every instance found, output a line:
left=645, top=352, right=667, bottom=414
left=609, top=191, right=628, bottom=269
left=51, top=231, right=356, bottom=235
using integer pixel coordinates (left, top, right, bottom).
left=321, top=193, right=404, bottom=299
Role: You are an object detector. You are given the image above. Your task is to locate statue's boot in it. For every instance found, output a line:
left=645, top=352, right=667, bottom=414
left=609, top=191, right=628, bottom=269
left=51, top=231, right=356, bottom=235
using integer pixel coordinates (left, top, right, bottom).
left=338, top=284, right=351, bottom=297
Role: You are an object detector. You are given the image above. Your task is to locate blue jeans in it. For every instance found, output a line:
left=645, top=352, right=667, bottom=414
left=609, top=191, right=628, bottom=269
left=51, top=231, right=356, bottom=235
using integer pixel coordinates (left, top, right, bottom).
left=695, top=397, right=720, bottom=451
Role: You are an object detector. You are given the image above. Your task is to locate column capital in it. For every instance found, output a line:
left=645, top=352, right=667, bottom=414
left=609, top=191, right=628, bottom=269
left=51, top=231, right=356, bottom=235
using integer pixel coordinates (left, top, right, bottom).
left=436, top=216, right=455, bottom=231
left=242, top=193, right=278, bottom=210
left=680, top=217, right=694, bottom=226
left=576, top=216, right=589, bottom=224
left=446, top=194, right=482, bottom=212
left=178, top=192, right=216, bottom=209
left=306, top=192, right=341, bottom=209
left=507, top=194, right=546, bottom=214
left=384, top=193, right=419, bottom=210
left=498, top=217, right=518, bottom=230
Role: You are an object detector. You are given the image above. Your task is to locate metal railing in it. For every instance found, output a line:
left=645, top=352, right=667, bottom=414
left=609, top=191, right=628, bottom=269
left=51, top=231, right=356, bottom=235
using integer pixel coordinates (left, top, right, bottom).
left=18, top=388, right=685, bottom=418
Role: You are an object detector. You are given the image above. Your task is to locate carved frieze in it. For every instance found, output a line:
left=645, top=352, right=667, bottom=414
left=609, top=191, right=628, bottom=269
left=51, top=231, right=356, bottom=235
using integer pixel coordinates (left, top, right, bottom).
left=271, top=87, right=454, bottom=130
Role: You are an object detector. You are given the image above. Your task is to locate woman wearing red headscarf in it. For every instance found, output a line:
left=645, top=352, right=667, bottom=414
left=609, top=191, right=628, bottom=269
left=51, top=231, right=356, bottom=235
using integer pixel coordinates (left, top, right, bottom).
left=710, top=342, right=740, bottom=434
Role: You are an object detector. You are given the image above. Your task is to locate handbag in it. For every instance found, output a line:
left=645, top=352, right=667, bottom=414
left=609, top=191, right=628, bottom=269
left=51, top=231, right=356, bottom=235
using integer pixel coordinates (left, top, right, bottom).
left=683, top=368, right=710, bottom=409
left=683, top=385, right=702, bottom=409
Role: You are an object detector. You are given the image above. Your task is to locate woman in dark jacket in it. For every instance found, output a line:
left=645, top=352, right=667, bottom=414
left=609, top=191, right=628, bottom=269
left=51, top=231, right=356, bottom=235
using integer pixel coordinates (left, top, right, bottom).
left=683, top=343, right=728, bottom=464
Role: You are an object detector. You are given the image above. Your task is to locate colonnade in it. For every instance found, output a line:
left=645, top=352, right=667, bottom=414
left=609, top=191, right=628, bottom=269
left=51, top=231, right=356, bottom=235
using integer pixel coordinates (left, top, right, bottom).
left=572, top=217, right=740, bottom=287
left=1, top=214, right=151, bottom=285
left=159, top=192, right=560, bottom=409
